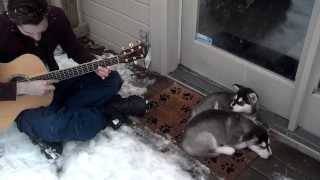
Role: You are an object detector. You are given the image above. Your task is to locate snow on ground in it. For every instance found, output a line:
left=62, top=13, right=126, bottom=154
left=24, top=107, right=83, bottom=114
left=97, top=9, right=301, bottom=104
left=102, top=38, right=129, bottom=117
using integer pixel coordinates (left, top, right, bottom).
left=0, top=53, right=209, bottom=180
left=272, top=172, right=294, bottom=180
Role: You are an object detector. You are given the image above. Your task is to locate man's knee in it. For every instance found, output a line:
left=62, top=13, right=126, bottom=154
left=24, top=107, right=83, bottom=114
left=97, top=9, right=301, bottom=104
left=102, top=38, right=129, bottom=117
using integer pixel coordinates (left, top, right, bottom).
left=36, top=115, right=66, bottom=142
left=74, top=117, right=107, bottom=141
left=106, top=71, right=123, bottom=91
left=17, top=107, right=106, bottom=142
left=17, top=117, right=54, bottom=142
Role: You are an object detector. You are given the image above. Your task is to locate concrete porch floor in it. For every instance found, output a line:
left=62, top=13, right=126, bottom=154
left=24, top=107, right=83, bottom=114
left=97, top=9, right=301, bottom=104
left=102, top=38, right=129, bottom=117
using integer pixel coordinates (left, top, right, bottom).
left=166, top=65, right=320, bottom=180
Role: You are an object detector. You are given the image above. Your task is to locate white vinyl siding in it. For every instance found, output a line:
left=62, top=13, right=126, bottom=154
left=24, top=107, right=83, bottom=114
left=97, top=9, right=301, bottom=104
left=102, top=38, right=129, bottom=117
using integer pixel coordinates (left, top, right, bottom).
left=80, top=0, right=150, bottom=52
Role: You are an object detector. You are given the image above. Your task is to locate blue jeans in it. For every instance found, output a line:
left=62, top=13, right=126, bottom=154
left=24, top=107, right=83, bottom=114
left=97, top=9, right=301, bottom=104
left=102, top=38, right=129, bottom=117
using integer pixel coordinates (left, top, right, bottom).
left=16, top=71, right=123, bottom=142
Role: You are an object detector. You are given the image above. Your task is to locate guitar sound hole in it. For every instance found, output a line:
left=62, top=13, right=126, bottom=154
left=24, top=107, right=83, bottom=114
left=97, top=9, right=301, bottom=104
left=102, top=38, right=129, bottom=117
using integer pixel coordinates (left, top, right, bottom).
left=10, top=76, right=28, bottom=82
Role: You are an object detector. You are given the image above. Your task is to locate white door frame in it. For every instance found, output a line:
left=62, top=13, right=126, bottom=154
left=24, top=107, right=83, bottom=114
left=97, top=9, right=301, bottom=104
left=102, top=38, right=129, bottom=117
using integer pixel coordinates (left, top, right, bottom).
left=149, top=0, right=320, bottom=132
left=297, top=48, right=320, bottom=136
left=149, top=0, right=181, bottom=75
left=289, top=0, right=320, bottom=130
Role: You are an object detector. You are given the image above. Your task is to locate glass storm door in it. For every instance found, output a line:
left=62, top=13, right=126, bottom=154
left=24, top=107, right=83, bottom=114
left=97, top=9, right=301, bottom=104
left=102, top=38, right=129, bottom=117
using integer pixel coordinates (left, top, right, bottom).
left=181, top=0, right=316, bottom=118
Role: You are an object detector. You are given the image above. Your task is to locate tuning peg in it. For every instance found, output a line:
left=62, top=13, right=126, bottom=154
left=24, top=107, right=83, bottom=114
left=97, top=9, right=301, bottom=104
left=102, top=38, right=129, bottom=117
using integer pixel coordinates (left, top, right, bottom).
left=125, top=59, right=129, bottom=62
left=134, top=61, right=138, bottom=65
left=123, top=51, right=127, bottom=55
left=133, top=57, right=137, bottom=60
left=138, top=46, right=142, bottom=49
left=140, top=54, right=144, bottom=58
left=129, top=42, right=134, bottom=48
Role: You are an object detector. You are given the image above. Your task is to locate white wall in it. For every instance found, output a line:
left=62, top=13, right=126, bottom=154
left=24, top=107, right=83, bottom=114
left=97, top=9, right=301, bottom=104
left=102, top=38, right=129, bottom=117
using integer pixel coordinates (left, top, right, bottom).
left=0, top=0, right=4, bottom=13
left=1, top=0, right=7, bottom=11
left=80, top=0, right=150, bottom=53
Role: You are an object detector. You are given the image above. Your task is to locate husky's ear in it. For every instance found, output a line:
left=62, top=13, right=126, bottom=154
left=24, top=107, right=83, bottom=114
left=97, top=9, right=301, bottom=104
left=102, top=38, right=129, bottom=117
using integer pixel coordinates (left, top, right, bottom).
left=232, top=84, right=243, bottom=92
left=247, top=93, right=258, bottom=104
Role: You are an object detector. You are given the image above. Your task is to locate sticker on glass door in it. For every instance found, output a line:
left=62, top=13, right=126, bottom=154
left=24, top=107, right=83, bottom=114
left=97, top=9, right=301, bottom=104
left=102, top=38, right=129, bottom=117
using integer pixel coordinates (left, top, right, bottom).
left=196, top=33, right=213, bottom=45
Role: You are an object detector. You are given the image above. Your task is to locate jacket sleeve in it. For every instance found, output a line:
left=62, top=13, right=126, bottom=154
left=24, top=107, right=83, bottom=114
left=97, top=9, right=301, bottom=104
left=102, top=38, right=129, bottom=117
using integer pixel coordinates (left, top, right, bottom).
left=55, top=8, right=95, bottom=64
left=0, top=16, right=17, bottom=101
left=0, top=82, right=17, bottom=101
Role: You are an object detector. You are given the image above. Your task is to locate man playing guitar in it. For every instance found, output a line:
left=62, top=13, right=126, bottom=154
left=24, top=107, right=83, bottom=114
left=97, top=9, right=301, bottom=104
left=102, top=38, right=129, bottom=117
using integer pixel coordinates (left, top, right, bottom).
left=0, top=0, right=148, bottom=160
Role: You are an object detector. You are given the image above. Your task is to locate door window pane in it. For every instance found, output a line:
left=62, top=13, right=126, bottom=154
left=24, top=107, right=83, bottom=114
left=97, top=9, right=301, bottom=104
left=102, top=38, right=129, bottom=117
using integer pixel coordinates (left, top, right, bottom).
left=197, top=0, right=315, bottom=80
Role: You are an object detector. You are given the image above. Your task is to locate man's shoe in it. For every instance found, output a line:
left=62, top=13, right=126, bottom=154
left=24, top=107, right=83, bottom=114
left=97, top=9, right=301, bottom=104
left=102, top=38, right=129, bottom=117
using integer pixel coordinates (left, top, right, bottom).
left=105, top=95, right=148, bottom=117
left=108, top=114, right=129, bottom=130
left=32, top=139, right=63, bottom=160
left=104, top=95, right=149, bottom=129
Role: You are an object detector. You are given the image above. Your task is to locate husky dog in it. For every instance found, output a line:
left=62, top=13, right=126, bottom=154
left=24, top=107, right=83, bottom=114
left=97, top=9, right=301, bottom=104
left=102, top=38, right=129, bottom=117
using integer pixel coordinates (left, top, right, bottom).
left=191, top=84, right=259, bottom=121
left=182, top=109, right=272, bottom=159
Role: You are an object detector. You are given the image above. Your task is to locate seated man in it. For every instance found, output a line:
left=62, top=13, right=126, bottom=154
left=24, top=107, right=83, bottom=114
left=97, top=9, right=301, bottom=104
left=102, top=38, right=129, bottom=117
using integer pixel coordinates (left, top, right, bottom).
left=0, top=0, right=147, bottom=160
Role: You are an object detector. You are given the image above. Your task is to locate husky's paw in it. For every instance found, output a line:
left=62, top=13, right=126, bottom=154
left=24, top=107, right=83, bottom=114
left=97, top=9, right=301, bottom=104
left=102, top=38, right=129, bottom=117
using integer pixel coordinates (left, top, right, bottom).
left=213, top=101, right=219, bottom=109
left=216, top=146, right=236, bottom=155
left=235, top=142, right=248, bottom=150
left=249, top=145, right=272, bottom=159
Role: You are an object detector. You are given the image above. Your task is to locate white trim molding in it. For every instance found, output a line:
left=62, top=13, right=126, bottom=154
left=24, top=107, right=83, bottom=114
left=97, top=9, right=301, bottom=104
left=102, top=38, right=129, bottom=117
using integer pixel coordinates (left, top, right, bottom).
left=150, top=0, right=181, bottom=75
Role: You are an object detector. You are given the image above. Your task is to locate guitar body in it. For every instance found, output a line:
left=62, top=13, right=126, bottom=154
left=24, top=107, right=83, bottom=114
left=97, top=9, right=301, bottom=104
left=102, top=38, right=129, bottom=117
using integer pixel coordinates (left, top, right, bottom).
left=0, top=42, right=145, bottom=129
left=0, top=54, right=53, bottom=129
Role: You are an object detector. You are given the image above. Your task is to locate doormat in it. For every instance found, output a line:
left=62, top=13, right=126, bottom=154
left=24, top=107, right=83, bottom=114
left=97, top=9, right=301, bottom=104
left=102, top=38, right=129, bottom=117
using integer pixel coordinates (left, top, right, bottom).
left=143, top=82, right=258, bottom=180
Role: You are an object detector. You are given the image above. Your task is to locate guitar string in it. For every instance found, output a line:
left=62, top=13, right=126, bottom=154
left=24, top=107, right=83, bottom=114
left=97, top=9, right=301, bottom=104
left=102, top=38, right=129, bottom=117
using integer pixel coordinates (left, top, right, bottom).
left=25, top=45, right=143, bottom=82
left=30, top=55, right=121, bottom=81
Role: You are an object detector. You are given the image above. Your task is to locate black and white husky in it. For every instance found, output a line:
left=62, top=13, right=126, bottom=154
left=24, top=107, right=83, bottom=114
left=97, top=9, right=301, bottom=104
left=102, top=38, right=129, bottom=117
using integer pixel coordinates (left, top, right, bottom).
left=182, top=109, right=272, bottom=159
left=191, top=84, right=259, bottom=121
left=182, top=84, right=272, bottom=159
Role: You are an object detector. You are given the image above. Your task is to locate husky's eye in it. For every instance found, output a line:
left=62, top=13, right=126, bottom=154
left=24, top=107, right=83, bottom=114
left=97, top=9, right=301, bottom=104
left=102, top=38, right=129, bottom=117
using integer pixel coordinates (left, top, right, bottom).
left=238, top=100, right=245, bottom=106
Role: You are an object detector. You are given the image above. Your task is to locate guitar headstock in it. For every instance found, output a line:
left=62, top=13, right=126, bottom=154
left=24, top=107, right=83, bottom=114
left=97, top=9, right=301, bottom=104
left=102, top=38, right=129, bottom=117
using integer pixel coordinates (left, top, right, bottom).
left=119, top=41, right=146, bottom=64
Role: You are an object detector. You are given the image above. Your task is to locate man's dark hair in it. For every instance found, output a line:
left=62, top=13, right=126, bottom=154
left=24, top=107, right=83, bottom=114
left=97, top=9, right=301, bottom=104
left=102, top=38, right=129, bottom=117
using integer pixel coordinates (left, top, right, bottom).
left=7, top=0, right=48, bottom=25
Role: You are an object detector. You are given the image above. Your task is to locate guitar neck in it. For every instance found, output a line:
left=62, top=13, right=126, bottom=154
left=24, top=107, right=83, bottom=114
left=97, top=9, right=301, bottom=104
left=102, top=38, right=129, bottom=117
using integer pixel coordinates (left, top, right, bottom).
left=30, top=56, right=120, bottom=81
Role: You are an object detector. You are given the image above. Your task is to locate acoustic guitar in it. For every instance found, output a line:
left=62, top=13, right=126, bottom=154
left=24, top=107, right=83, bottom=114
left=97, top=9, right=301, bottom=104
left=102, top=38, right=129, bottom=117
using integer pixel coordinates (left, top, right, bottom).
left=0, top=42, right=146, bottom=129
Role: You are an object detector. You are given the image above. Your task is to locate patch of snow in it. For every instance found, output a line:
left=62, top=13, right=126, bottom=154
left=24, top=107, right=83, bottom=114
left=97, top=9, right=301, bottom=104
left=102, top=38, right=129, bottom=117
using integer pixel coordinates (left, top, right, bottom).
left=0, top=53, right=209, bottom=180
left=272, top=172, right=294, bottom=180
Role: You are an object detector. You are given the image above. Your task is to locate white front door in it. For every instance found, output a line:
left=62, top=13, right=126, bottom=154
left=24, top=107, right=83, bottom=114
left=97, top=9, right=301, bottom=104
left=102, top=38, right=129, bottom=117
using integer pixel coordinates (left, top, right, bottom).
left=181, top=0, right=316, bottom=118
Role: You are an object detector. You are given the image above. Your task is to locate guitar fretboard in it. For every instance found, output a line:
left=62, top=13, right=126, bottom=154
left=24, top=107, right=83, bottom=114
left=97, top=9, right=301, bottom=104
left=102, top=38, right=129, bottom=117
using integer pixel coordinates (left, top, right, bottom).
left=29, top=56, right=120, bottom=81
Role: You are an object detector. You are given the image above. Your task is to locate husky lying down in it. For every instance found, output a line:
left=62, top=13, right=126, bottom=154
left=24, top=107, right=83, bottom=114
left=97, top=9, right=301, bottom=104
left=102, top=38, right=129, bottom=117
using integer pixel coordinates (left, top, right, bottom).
left=182, top=84, right=272, bottom=159
left=182, top=109, right=272, bottom=159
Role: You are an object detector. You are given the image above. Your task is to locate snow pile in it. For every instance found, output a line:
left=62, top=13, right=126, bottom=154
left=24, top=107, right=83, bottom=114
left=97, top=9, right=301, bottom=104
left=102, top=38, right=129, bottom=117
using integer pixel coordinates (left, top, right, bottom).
left=60, top=126, right=204, bottom=180
left=0, top=53, right=209, bottom=180
left=272, top=172, right=294, bottom=180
